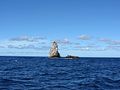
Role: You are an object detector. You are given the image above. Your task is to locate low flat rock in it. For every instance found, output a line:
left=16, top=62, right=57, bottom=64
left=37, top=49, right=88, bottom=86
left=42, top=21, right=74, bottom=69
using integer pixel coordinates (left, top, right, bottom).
left=65, top=55, right=80, bottom=59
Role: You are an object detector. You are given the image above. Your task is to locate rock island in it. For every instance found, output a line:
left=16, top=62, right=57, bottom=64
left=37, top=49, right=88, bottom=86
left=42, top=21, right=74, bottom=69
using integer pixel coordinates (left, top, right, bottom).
left=49, top=41, right=79, bottom=59
left=49, top=41, right=60, bottom=58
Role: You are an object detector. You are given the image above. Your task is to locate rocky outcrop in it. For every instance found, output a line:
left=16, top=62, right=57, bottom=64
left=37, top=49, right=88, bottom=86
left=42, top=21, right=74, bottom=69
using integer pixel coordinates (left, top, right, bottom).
left=49, top=41, right=60, bottom=57
left=65, top=55, right=80, bottom=59
left=49, top=41, right=80, bottom=59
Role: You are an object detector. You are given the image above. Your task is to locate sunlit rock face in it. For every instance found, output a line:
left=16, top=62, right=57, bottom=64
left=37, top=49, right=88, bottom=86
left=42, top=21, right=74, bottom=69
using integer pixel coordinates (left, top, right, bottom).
left=49, top=41, right=60, bottom=57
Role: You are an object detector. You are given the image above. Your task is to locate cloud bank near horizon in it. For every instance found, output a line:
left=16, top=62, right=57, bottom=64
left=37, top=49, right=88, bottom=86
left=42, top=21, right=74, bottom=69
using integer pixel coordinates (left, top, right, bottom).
left=0, top=35, right=120, bottom=56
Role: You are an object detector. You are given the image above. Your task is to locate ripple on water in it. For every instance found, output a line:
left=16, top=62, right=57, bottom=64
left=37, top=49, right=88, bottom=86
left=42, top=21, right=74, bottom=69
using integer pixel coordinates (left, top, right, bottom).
left=0, top=57, right=120, bottom=90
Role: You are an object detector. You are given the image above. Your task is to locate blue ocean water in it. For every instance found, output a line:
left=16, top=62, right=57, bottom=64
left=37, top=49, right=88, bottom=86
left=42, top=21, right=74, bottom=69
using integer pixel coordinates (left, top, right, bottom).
left=0, top=57, right=120, bottom=90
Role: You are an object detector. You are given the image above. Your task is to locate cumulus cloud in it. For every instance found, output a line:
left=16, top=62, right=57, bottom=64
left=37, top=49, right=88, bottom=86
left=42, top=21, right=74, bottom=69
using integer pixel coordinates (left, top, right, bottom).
left=1, top=34, right=120, bottom=53
left=75, top=46, right=90, bottom=51
left=7, top=44, right=50, bottom=50
left=8, top=44, right=36, bottom=49
left=106, top=45, right=120, bottom=51
left=0, top=45, right=5, bottom=48
left=75, top=45, right=106, bottom=51
left=78, top=35, right=91, bottom=40
left=0, top=35, right=49, bottom=52
left=56, top=38, right=71, bottom=44
left=99, top=38, right=120, bottom=45
left=10, top=36, right=46, bottom=42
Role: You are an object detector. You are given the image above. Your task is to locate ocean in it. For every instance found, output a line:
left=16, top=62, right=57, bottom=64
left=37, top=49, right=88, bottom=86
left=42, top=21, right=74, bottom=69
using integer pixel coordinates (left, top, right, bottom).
left=0, top=56, right=120, bottom=90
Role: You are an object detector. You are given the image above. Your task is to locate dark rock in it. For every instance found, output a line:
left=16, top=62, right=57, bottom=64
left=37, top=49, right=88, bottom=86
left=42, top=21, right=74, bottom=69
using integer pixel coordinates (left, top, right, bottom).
left=65, top=55, right=80, bottom=59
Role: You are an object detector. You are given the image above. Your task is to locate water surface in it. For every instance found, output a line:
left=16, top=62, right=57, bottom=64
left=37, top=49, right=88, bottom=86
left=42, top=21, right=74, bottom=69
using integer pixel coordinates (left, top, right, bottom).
left=0, top=56, right=120, bottom=90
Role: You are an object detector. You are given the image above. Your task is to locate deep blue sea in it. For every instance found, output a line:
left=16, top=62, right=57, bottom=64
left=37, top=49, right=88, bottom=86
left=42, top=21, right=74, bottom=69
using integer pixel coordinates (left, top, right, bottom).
left=0, top=56, right=120, bottom=90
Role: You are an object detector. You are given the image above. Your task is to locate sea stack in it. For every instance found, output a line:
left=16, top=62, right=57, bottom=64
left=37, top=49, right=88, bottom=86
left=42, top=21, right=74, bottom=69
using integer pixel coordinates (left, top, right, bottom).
left=49, top=41, right=60, bottom=58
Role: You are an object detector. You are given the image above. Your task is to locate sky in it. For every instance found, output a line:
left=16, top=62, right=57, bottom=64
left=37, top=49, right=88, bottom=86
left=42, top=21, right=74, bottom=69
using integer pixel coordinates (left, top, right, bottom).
left=0, top=0, right=120, bottom=57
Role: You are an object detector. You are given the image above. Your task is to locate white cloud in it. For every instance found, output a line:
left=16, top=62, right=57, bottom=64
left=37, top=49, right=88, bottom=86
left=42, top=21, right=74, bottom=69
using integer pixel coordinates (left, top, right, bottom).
left=0, top=45, right=5, bottom=48
left=7, top=44, right=50, bottom=50
left=99, top=38, right=120, bottom=45
left=0, top=35, right=48, bottom=51
left=78, top=35, right=91, bottom=40
left=106, top=45, right=120, bottom=51
left=75, top=45, right=106, bottom=51
left=56, top=38, right=71, bottom=44
left=0, top=35, right=120, bottom=55
left=10, top=36, right=46, bottom=42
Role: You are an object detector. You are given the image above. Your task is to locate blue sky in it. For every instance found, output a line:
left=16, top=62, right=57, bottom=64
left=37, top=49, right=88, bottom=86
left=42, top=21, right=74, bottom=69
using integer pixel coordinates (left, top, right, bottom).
left=0, top=0, right=120, bottom=57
